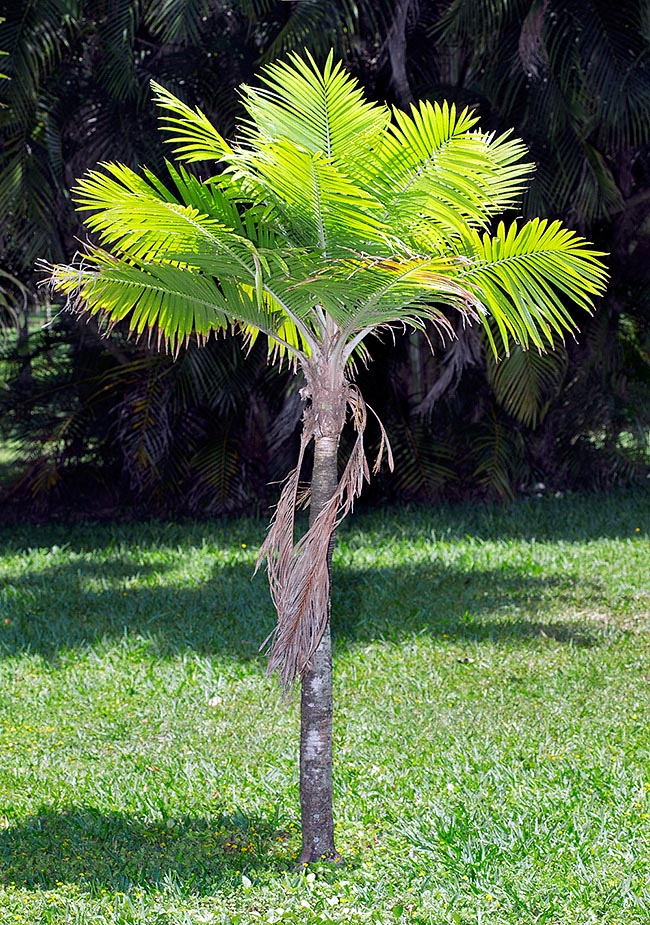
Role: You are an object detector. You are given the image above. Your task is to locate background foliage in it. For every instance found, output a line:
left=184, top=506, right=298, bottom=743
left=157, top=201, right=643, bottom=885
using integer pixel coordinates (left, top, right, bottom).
left=1, top=0, right=649, bottom=518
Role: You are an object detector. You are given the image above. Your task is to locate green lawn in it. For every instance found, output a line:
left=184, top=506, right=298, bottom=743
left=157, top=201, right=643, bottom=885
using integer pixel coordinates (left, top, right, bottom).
left=0, top=489, right=649, bottom=924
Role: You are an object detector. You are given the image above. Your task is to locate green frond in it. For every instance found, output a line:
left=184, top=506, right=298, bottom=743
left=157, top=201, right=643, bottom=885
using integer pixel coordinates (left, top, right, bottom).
left=388, top=419, right=455, bottom=498
left=47, top=247, right=317, bottom=357
left=471, top=410, right=525, bottom=500
left=49, top=51, right=608, bottom=385
left=47, top=256, right=232, bottom=351
left=0, top=268, right=28, bottom=335
left=0, top=1, right=79, bottom=120
left=71, top=162, right=279, bottom=289
left=187, top=429, right=248, bottom=514
left=151, top=80, right=234, bottom=163
left=458, top=219, right=608, bottom=353
left=0, top=127, right=64, bottom=265
left=163, top=162, right=252, bottom=235
left=74, top=162, right=230, bottom=257
left=523, top=127, right=617, bottom=224
left=118, top=368, right=172, bottom=495
left=361, top=100, right=533, bottom=237
left=241, top=50, right=390, bottom=164
left=436, top=0, right=517, bottom=49
left=301, top=254, right=477, bottom=344
left=241, top=291, right=313, bottom=362
left=176, top=338, right=254, bottom=413
left=432, top=0, right=650, bottom=226
left=562, top=1, right=650, bottom=150
left=0, top=17, right=7, bottom=83
left=144, top=0, right=213, bottom=46
left=243, top=139, right=387, bottom=252
left=531, top=133, right=625, bottom=225
left=256, top=0, right=366, bottom=64
left=93, top=0, right=141, bottom=102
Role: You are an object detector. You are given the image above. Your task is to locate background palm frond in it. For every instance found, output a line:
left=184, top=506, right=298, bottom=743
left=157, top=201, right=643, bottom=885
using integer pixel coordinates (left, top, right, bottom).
left=116, top=361, right=173, bottom=497
left=470, top=409, right=526, bottom=500
left=144, top=0, right=215, bottom=47
left=388, top=417, right=456, bottom=498
left=486, top=336, right=568, bottom=428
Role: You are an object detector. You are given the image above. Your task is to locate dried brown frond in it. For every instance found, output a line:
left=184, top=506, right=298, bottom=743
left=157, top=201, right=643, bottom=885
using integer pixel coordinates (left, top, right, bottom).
left=258, top=383, right=392, bottom=689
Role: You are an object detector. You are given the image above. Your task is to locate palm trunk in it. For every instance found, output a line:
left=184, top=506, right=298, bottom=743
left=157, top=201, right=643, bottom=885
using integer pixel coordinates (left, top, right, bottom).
left=386, top=0, right=415, bottom=106
left=299, top=432, right=339, bottom=864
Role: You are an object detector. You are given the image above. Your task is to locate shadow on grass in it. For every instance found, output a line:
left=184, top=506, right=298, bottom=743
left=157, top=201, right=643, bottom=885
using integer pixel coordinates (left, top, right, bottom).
left=0, top=550, right=608, bottom=663
left=0, top=487, right=645, bottom=662
left=0, top=558, right=273, bottom=663
left=331, top=563, right=605, bottom=651
left=0, top=805, right=296, bottom=893
left=2, top=484, right=648, bottom=552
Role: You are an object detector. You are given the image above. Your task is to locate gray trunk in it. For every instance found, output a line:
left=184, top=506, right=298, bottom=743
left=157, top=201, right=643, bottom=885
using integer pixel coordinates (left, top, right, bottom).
left=387, top=0, right=415, bottom=106
left=299, top=433, right=339, bottom=864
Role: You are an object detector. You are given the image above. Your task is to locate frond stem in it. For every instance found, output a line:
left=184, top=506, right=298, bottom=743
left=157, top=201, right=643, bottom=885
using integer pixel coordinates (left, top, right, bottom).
left=263, top=284, right=320, bottom=356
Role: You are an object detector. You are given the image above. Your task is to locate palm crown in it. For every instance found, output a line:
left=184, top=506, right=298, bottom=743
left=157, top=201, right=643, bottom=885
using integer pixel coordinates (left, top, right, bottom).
left=48, top=50, right=607, bottom=684
left=50, top=51, right=605, bottom=357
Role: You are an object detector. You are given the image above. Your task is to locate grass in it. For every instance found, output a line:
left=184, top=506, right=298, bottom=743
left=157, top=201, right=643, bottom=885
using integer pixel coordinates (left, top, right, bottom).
left=0, top=488, right=649, bottom=924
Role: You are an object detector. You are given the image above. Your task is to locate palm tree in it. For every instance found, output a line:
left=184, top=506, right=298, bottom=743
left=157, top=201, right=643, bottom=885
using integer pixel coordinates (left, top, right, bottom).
left=46, top=51, right=607, bottom=863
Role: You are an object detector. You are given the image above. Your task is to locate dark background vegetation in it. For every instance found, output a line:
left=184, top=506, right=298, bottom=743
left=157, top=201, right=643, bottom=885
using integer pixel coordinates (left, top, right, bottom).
left=1, top=0, right=649, bottom=521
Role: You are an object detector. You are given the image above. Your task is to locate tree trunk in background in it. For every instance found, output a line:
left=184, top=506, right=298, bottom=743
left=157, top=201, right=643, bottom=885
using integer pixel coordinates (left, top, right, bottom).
left=299, top=432, right=339, bottom=864
left=386, top=0, right=415, bottom=106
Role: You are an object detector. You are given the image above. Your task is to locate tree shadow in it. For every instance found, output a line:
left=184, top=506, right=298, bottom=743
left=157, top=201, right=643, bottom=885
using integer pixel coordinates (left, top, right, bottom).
left=331, top=562, right=608, bottom=650
left=0, top=805, right=295, bottom=893
left=0, top=556, right=274, bottom=662
left=0, top=548, right=611, bottom=663
left=0, top=518, right=262, bottom=558
left=3, top=488, right=640, bottom=662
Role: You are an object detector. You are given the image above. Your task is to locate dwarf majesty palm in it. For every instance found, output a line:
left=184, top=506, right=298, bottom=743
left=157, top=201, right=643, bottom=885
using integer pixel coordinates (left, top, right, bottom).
left=47, top=51, right=607, bottom=863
